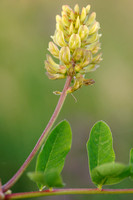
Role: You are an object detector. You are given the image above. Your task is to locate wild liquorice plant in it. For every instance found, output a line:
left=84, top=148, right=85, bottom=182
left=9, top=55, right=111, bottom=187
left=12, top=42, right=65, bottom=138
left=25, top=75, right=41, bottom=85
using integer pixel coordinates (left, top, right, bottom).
left=1, top=4, right=133, bottom=200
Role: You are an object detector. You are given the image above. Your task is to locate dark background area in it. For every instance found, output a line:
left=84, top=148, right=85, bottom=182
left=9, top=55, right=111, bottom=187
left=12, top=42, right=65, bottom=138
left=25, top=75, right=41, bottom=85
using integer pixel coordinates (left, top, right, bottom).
left=0, top=0, right=133, bottom=199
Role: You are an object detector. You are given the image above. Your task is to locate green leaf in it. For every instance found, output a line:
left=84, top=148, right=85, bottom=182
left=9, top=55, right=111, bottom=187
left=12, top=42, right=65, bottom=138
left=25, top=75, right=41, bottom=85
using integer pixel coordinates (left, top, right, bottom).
left=130, top=148, right=133, bottom=166
left=27, top=170, right=64, bottom=190
left=87, top=121, right=115, bottom=175
left=129, top=148, right=133, bottom=177
left=36, top=120, right=72, bottom=189
left=91, top=162, right=131, bottom=186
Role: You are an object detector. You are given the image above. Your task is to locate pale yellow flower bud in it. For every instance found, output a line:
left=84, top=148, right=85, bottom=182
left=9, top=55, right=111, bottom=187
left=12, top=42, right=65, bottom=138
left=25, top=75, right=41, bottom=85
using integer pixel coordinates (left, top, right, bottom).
left=59, top=46, right=70, bottom=64
left=69, top=34, right=81, bottom=50
left=70, top=10, right=75, bottom=20
left=86, top=12, right=96, bottom=26
left=80, top=64, right=99, bottom=73
left=61, top=10, right=66, bottom=16
left=82, top=60, right=90, bottom=68
left=82, top=50, right=92, bottom=67
left=83, top=49, right=92, bottom=60
left=92, top=47, right=100, bottom=54
left=46, top=55, right=59, bottom=69
left=89, top=22, right=100, bottom=35
left=85, top=64, right=97, bottom=72
left=62, top=5, right=71, bottom=14
left=91, top=42, right=101, bottom=54
left=67, top=74, right=84, bottom=93
left=67, top=81, right=81, bottom=93
left=80, top=7, right=86, bottom=23
left=87, top=41, right=101, bottom=54
left=75, top=64, right=81, bottom=72
left=56, top=22, right=64, bottom=32
left=62, top=14, right=70, bottom=27
left=75, top=16, right=80, bottom=29
left=48, top=42, right=59, bottom=58
left=51, top=35, right=56, bottom=44
left=45, top=60, right=59, bottom=74
left=86, top=5, right=91, bottom=14
left=73, top=48, right=84, bottom=61
left=59, top=65, right=67, bottom=74
left=55, top=30, right=67, bottom=47
left=69, top=22, right=75, bottom=35
left=45, top=55, right=67, bottom=77
left=78, top=25, right=89, bottom=41
left=74, top=4, right=79, bottom=14
left=46, top=72, right=65, bottom=80
left=56, top=15, right=61, bottom=23
left=86, top=32, right=99, bottom=44
left=92, top=53, right=103, bottom=64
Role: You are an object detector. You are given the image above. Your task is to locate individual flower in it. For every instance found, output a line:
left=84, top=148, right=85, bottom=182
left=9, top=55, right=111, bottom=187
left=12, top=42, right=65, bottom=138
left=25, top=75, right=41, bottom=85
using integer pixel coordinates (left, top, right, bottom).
left=45, top=4, right=102, bottom=93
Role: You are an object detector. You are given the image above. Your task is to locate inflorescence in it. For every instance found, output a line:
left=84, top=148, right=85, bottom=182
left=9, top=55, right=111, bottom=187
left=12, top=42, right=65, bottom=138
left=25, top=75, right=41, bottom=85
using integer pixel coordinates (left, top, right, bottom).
left=45, top=4, right=102, bottom=93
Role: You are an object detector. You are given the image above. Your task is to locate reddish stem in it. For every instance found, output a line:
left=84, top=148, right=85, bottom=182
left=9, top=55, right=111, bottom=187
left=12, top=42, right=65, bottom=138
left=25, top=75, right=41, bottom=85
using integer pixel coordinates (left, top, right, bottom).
left=0, top=181, right=4, bottom=200
left=4, top=188, right=133, bottom=199
left=2, top=76, right=72, bottom=192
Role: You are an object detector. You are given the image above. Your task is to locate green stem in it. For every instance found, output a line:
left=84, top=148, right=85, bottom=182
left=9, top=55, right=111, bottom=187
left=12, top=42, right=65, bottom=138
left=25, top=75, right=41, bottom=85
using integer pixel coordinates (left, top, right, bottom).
left=4, top=188, right=133, bottom=199
left=2, top=76, right=72, bottom=192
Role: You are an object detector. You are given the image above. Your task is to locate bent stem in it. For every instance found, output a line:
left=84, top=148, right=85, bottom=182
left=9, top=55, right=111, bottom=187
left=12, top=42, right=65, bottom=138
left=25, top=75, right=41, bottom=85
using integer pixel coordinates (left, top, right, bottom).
left=2, top=76, right=72, bottom=193
left=4, top=188, right=133, bottom=199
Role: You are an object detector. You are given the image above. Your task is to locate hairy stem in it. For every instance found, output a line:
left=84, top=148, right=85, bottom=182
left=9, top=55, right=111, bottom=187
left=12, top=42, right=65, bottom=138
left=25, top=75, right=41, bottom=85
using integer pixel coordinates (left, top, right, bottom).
left=2, top=76, right=72, bottom=192
left=4, top=188, right=133, bottom=199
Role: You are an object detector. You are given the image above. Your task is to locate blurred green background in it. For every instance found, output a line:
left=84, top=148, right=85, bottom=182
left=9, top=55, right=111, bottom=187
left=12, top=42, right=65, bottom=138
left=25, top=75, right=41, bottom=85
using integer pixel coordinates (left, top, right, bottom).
left=0, top=0, right=133, bottom=199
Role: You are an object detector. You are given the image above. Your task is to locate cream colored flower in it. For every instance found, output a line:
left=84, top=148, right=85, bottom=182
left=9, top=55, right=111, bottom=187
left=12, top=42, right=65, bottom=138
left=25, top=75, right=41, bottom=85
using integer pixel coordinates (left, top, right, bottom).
left=45, top=4, right=102, bottom=93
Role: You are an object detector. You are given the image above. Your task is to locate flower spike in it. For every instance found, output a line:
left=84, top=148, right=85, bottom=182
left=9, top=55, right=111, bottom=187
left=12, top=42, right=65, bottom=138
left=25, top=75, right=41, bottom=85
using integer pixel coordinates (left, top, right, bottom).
left=45, top=4, right=102, bottom=93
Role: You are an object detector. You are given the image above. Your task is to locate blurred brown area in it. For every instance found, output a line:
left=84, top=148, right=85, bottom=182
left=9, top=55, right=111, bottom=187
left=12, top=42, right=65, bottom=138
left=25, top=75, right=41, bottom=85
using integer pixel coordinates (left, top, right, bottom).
left=0, top=0, right=133, bottom=200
